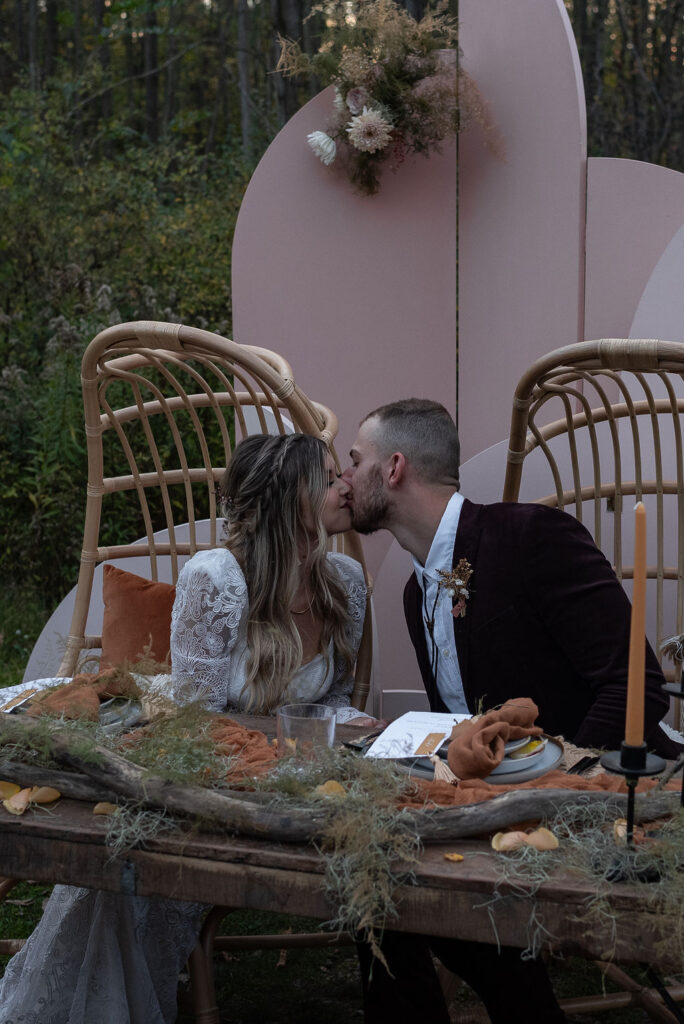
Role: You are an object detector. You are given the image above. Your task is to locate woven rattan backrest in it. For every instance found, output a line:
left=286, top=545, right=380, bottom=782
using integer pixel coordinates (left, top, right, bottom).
left=503, top=338, right=684, bottom=686
left=59, top=321, right=372, bottom=709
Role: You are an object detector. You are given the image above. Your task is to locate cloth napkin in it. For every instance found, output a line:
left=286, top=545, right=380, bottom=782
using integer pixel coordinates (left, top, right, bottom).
left=446, top=697, right=544, bottom=780
left=26, top=669, right=140, bottom=721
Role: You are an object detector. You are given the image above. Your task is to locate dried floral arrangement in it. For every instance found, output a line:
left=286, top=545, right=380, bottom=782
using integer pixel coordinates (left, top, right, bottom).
left=277, top=0, right=497, bottom=195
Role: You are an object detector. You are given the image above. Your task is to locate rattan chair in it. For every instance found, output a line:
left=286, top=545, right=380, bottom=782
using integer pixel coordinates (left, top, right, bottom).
left=7, top=321, right=374, bottom=1019
left=58, top=320, right=372, bottom=707
left=501, top=337, right=684, bottom=1021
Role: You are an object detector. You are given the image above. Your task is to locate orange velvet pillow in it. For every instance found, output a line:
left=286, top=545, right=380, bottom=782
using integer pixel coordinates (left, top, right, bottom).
left=100, top=564, right=176, bottom=669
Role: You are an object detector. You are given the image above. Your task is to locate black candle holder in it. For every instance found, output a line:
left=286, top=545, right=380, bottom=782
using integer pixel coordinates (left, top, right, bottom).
left=601, top=742, right=666, bottom=845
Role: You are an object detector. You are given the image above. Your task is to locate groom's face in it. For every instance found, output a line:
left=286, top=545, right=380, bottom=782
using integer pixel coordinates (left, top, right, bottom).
left=342, top=418, right=390, bottom=534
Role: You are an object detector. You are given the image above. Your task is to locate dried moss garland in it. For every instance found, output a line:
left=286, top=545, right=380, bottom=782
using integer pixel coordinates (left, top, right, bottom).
left=480, top=801, right=684, bottom=967
left=258, top=749, right=422, bottom=960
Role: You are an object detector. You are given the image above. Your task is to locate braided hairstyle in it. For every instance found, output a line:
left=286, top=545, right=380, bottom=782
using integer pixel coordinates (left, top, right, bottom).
left=217, top=433, right=353, bottom=712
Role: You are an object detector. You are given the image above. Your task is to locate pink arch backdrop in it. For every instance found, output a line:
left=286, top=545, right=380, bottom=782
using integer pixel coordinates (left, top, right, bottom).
left=232, top=0, right=684, bottom=717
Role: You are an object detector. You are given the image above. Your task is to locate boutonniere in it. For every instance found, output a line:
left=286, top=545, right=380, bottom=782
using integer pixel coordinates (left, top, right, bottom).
left=436, top=559, right=474, bottom=618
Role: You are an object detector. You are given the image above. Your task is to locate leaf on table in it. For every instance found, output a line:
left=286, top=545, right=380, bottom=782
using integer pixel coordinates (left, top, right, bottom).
left=443, top=852, right=464, bottom=862
left=93, top=802, right=118, bottom=815
left=0, top=781, right=20, bottom=800
left=314, top=780, right=346, bottom=798
left=30, top=786, right=61, bottom=805
left=3, top=787, right=33, bottom=815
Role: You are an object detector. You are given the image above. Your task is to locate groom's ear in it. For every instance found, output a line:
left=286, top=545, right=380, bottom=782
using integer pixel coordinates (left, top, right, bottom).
left=387, top=452, right=406, bottom=488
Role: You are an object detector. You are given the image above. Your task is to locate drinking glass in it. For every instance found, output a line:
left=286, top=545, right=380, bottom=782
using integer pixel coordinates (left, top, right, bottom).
left=276, top=703, right=336, bottom=759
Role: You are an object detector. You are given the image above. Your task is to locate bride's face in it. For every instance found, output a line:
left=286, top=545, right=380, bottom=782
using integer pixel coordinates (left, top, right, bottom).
left=303, top=454, right=352, bottom=536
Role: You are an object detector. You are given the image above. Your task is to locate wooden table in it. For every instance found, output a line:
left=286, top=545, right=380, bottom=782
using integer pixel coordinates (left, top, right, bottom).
left=0, top=714, right=677, bottom=970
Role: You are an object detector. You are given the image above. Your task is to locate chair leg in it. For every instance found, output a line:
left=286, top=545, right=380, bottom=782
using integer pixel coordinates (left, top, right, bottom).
left=557, top=961, right=684, bottom=1023
left=188, top=906, right=236, bottom=1024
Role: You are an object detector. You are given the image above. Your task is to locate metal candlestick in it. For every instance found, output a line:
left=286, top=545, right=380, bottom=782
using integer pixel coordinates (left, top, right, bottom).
left=601, top=742, right=666, bottom=844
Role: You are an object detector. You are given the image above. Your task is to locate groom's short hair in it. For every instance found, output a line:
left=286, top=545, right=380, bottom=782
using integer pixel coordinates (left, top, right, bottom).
left=362, top=398, right=460, bottom=487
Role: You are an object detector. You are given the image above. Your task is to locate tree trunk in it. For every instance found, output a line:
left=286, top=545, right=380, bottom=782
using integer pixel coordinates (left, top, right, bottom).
left=27, top=0, right=38, bottom=90
left=14, top=0, right=27, bottom=67
left=204, top=0, right=232, bottom=162
left=44, top=0, right=59, bottom=81
left=237, top=0, right=252, bottom=158
left=270, top=0, right=303, bottom=126
left=144, top=0, right=159, bottom=142
left=94, top=0, right=112, bottom=124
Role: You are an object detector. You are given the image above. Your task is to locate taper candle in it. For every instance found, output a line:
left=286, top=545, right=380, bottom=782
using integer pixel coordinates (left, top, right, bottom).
left=625, top=501, right=647, bottom=747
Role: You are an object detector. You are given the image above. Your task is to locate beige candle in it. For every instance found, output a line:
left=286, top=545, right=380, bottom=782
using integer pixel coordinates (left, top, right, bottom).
left=625, top=502, right=647, bottom=747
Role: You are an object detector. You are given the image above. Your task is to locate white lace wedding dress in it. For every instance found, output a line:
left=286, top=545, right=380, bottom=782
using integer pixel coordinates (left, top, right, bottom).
left=0, top=550, right=366, bottom=1024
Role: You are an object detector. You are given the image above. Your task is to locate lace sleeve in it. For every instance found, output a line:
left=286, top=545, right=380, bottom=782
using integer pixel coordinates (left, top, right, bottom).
left=169, top=549, right=247, bottom=712
left=319, top=553, right=368, bottom=720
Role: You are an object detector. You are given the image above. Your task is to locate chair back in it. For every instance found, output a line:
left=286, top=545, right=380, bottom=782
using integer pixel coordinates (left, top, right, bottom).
left=59, top=321, right=372, bottom=710
left=502, top=338, right=684, bottom=686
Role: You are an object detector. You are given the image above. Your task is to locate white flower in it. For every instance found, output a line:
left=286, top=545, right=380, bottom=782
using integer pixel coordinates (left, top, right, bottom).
left=307, top=130, right=337, bottom=166
left=446, top=588, right=455, bottom=597
left=346, top=106, right=392, bottom=153
left=333, top=88, right=347, bottom=117
left=345, top=86, right=369, bottom=115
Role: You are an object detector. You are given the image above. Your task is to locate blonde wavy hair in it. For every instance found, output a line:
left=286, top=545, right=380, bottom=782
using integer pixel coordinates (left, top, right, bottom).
left=218, top=433, right=354, bottom=713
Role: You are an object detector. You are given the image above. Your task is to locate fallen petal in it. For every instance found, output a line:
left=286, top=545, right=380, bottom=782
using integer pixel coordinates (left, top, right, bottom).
left=491, top=830, right=529, bottom=852
left=29, top=786, right=61, bottom=805
left=3, top=788, right=33, bottom=815
left=526, top=827, right=559, bottom=851
left=314, top=780, right=346, bottom=798
left=443, top=852, right=464, bottom=862
left=0, top=781, right=20, bottom=800
left=93, top=802, right=118, bottom=815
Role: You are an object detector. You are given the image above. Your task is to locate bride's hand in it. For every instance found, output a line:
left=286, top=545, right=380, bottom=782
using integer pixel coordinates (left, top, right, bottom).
left=349, top=715, right=388, bottom=730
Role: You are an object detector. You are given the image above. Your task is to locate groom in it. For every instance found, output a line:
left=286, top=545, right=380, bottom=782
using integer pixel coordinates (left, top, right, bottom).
left=342, top=398, right=677, bottom=1024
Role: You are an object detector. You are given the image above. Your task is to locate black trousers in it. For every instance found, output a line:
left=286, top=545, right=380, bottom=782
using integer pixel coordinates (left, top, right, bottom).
left=357, top=931, right=567, bottom=1024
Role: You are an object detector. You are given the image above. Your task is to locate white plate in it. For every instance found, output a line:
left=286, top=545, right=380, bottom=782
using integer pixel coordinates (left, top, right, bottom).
left=489, top=737, right=548, bottom=776
left=503, top=734, right=535, bottom=755
left=485, top=737, right=563, bottom=784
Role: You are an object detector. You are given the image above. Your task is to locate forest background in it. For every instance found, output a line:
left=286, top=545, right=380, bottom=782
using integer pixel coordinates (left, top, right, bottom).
left=0, top=0, right=683, bottom=685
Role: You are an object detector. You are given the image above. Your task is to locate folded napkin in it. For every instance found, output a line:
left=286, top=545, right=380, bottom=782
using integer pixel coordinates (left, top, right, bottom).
left=399, top=768, right=680, bottom=810
left=26, top=668, right=140, bottom=721
left=446, top=697, right=544, bottom=780
left=210, top=717, right=278, bottom=778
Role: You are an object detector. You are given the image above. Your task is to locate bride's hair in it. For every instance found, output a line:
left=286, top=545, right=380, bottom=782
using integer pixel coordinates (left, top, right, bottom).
left=217, top=433, right=354, bottom=712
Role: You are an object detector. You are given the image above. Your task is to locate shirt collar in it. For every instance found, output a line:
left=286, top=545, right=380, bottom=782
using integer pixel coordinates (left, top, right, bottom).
left=412, top=491, right=465, bottom=587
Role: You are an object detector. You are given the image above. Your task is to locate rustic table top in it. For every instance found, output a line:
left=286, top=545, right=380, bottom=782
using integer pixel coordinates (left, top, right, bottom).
left=0, top=714, right=678, bottom=967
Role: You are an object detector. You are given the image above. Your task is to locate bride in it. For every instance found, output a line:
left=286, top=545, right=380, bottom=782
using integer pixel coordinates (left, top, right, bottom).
left=0, top=432, right=372, bottom=1024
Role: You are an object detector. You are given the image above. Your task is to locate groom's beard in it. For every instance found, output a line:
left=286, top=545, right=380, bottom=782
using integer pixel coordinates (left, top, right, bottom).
left=350, top=464, right=390, bottom=535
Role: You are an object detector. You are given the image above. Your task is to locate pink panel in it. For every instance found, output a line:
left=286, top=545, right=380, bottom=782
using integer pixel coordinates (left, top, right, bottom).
left=458, top=0, right=587, bottom=461
left=585, top=157, right=684, bottom=341
left=232, top=87, right=458, bottom=560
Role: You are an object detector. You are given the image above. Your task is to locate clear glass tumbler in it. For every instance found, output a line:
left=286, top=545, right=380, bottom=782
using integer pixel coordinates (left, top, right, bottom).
left=276, top=703, right=336, bottom=759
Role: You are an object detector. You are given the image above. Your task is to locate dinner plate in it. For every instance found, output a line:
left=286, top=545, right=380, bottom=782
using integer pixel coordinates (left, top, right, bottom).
left=488, top=737, right=548, bottom=776
left=503, top=734, right=534, bottom=755
left=484, top=737, right=563, bottom=784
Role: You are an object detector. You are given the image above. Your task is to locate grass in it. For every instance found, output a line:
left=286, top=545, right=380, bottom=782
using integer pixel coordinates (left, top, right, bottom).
left=0, top=587, right=52, bottom=691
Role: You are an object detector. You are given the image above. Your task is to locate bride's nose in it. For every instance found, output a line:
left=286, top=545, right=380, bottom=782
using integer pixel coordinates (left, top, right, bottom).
left=335, top=475, right=351, bottom=497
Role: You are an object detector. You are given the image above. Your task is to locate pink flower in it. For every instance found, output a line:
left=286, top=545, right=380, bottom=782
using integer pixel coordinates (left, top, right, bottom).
left=345, top=87, right=370, bottom=115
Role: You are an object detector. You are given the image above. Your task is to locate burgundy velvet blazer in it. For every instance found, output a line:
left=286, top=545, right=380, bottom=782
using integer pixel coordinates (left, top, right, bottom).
left=403, top=499, right=677, bottom=756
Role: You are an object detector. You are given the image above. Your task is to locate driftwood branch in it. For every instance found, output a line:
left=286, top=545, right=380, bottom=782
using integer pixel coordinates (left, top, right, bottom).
left=0, top=716, right=678, bottom=843
left=0, top=761, right=116, bottom=804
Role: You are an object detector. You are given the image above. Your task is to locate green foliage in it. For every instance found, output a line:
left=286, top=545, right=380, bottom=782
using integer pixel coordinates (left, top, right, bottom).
left=0, top=83, right=248, bottom=603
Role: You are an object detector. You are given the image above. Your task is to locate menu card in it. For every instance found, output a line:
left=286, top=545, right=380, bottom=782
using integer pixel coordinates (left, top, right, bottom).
left=364, top=711, right=470, bottom=759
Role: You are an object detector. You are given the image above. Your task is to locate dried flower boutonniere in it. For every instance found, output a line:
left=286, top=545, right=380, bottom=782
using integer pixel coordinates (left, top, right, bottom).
left=436, top=559, right=474, bottom=618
